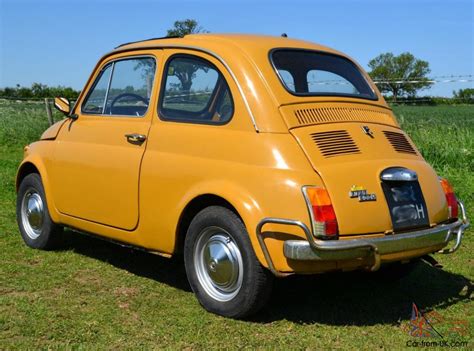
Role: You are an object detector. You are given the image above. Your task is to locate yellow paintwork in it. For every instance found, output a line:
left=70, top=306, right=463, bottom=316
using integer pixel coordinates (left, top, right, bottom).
left=40, top=119, right=67, bottom=140
left=17, top=34, right=451, bottom=274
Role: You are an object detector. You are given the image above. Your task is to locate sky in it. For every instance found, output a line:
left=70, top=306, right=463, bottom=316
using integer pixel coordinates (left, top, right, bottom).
left=0, top=0, right=473, bottom=97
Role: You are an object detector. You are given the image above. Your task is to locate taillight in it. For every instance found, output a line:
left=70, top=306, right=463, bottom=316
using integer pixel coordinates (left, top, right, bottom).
left=303, top=186, right=338, bottom=238
left=440, top=178, right=458, bottom=218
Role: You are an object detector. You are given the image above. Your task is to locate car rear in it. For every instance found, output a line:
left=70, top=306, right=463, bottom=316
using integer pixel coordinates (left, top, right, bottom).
left=256, top=46, right=469, bottom=274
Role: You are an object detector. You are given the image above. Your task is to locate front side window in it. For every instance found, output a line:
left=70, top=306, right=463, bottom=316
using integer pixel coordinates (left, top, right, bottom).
left=271, top=50, right=377, bottom=100
left=160, top=55, right=234, bottom=124
left=82, top=57, right=156, bottom=116
left=82, top=64, right=112, bottom=114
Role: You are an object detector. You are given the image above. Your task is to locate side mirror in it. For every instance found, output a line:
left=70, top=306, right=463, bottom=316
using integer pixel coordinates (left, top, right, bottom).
left=54, top=97, right=79, bottom=120
left=54, top=97, right=71, bottom=115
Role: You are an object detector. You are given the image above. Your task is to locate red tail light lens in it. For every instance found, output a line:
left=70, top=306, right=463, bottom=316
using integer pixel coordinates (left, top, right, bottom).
left=440, top=178, right=458, bottom=219
left=303, top=187, right=338, bottom=237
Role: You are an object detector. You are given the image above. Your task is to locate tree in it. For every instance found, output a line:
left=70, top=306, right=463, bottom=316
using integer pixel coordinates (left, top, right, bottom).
left=31, top=83, right=49, bottom=98
left=453, top=88, right=474, bottom=103
left=166, top=19, right=208, bottom=93
left=133, top=58, right=156, bottom=98
left=166, top=19, right=207, bottom=38
left=368, top=52, right=433, bottom=101
left=0, top=84, right=79, bottom=99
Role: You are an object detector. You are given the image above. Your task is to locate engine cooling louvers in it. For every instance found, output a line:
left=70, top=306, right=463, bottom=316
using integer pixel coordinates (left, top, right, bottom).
left=294, top=107, right=392, bottom=126
left=383, top=131, right=417, bottom=155
left=311, top=130, right=360, bottom=157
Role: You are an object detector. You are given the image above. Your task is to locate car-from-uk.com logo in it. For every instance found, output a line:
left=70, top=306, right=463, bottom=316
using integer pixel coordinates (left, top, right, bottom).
left=402, top=303, right=469, bottom=348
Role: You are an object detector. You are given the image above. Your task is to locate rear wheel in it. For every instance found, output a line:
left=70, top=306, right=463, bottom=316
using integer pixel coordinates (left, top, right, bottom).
left=184, top=206, right=273, bottom=318
left=16, top=173, right=62, bottom=249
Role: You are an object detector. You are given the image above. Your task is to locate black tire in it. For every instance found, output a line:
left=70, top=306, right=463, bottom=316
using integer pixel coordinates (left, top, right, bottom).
left=184, top=206, right=273, bottom=318
left=16, top=173, right=63, bottom=250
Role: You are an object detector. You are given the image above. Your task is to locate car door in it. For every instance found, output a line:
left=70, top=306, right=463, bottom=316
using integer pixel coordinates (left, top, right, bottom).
left=51, top=51, right=161, bottom=230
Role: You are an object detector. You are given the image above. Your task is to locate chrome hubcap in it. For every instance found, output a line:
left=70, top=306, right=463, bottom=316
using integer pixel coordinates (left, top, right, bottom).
left=194, top=227, right=243, bottom=301
left=21, top=189, right=44, bottom=239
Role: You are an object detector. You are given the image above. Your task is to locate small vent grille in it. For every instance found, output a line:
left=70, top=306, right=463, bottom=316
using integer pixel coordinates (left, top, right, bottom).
left=294, top=107, right=391, bottom=125
left=311, top=130, right=360, bottom=157
left=383, top=131, right=417, bottom=155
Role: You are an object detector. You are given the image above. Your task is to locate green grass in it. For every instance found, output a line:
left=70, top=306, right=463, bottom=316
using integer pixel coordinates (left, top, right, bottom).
left=0, top=101, right=472, bottom=349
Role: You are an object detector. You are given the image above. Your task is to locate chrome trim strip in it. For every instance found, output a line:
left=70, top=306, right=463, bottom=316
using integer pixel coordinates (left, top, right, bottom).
left=380, top=167, right=418, bottom=181
left=301, top=185, right=317, bottom=236
left=102, top=62, right=115, bottom=114
left=111, top=44, right=260, bottom=132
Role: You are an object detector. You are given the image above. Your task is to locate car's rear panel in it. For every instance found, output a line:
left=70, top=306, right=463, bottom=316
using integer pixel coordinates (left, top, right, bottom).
left=280, top=102, right=449, bottom=236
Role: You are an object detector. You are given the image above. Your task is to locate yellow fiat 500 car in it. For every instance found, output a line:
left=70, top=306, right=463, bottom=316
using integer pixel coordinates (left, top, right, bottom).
left=16, top=34, right=469, bottom=318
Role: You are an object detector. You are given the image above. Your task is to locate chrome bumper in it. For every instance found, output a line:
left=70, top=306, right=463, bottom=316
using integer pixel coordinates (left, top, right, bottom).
left=256, top=201, right=469, bottom=277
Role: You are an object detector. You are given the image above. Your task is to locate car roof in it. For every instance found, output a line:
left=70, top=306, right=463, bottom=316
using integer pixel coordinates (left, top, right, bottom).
left=112, top=33, right=346, bottom=58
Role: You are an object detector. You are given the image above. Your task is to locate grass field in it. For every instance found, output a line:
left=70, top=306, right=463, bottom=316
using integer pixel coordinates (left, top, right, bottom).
left=0, top=101, right=472, bottom=349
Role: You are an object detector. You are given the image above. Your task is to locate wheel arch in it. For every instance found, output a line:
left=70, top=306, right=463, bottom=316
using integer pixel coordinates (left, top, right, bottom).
left=16, top=157, right=60, bottom=223
left=174, top=194, right=244, bottom=255
left=16, top=162, right=40, bottom=192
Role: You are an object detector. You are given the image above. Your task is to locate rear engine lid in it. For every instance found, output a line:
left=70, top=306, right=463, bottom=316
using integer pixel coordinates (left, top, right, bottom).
left=289, top=120, right=448, bottom=235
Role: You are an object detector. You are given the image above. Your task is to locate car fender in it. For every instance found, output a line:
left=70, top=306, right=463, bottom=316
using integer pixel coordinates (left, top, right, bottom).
left=176, top=179, right=267, bottom=260
left=17, top=143, right=61, bottom=224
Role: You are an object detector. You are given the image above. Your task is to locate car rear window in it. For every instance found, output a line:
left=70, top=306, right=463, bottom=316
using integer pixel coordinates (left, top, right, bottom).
left=271, top=49, right=377, bottom=100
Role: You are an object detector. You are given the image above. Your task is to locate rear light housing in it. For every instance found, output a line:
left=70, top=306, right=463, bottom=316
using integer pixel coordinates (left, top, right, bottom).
left=440, top=178, right=458, bottom=219
left=302, top=186, right=338, bottom=238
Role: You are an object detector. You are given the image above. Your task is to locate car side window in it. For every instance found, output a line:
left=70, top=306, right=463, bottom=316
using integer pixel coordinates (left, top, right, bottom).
left=82, top=64, right=112, bottom=114
left=82, top=57, right=156, bottom=117
left=160, top=55, right=234, bottom=124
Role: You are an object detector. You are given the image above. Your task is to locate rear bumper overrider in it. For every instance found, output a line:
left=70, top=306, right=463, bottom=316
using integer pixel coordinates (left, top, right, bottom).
left=256, top=201, right=469, bottom=277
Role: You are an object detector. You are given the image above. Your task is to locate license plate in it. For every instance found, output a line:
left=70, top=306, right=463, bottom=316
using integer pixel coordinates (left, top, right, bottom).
left=381, top=181, right=429, bottom=232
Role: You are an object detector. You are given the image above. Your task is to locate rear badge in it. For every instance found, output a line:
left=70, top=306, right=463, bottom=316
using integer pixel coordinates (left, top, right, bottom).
left=362, top=125, right=374, bottom=138
left=349, top=185, right=377, bottom=202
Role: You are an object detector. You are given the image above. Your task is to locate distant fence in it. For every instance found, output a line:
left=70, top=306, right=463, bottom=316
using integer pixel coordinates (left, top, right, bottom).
left=373, top=75, right=473, bottom=85
left=0, top=98, right=76, bottom=126
left=386, top=97, right=474, bottom=105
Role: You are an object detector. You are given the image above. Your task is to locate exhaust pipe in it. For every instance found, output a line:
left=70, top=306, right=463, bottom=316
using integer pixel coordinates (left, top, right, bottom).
left=421, top=255, right=443, bottom=268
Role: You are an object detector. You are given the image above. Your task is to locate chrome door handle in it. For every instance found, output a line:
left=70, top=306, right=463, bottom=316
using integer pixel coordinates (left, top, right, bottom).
left=125, top=133, right=147, bottom=144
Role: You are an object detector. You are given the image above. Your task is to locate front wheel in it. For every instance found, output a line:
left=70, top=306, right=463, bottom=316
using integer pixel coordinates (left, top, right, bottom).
left=16, top=173, right=62, bottom=249
left=184, top=206, right=273, bottom=318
